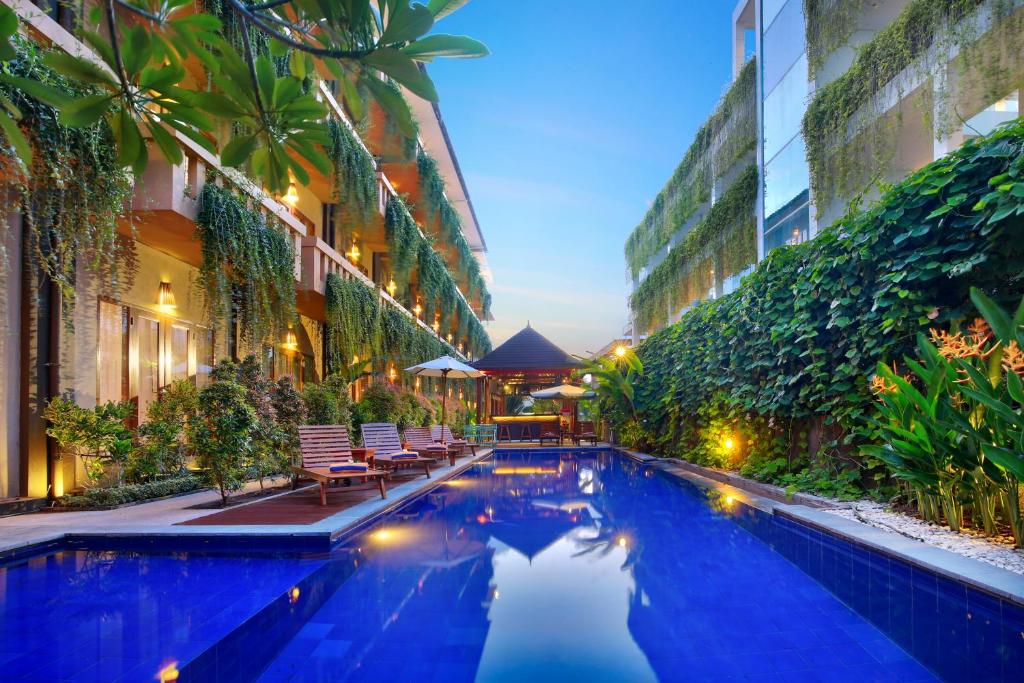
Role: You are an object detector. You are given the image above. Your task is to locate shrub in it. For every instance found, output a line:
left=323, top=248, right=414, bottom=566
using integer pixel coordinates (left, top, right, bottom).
left=131, top=379, right=198, bottom=482
left=56, top=474, right=203, bottom=508
left=301, top=373, right=352, bottom=428
left=44, top=397, right=134, bottom=486
left=272, top=376, right=306, bottom=467
left=189, top=375, right=257, bottom=506
left=355, top=381, right=402, bottom=426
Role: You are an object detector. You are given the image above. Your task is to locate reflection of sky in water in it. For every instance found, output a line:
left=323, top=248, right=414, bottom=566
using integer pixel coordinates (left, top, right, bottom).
left=478, top=527, right=657, bottom=683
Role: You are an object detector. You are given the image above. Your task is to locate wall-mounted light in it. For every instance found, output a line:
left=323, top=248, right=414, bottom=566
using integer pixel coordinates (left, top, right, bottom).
left=347, top=241, right=361, bottom=263
left=283, top=183, right=299, bottom=207
left=413, top=301, right=423, bottom=317
left=388, top=365, right=397, bottom=382
left=157, top=281, right=176, bottom=311
left=386, top=276, right=397, bottom=297
left=282, top=325, right=298, bottom=351
left=431, top=317, right=440, bottom=333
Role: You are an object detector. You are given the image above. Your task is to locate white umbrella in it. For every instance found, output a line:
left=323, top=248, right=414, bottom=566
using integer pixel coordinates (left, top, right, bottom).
left=530, top=384, right=596, bottom=400
left=405, top=356, right=483, bottom=442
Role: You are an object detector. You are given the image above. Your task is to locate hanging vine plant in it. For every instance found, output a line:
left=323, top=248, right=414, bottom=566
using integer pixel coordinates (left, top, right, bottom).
left=630, top=165, right=758, bottom=333
left=328, top=118, right=377, bottom=246
left=195, top=183, right=296, bottom=347
left=624, top=59, right=756, bottom=279
left=802, top=0, right=1024, bottom=206
left=384, top=195, right=420, bottom=296
left=0, top=38, right=135, bottom=301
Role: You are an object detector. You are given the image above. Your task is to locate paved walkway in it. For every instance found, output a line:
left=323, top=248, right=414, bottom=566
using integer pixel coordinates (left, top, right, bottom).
left=0, top=449, right=492, bottom=556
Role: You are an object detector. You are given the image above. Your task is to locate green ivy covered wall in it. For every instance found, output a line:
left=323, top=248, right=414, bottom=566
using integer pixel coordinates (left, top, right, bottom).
left=624, top=58, right=757, bottom=280
left=625, top=120, right=1024, bottom=482
left=630, top=165, right=758, bottom=334
left=802, top=0, right=1024, bottom=206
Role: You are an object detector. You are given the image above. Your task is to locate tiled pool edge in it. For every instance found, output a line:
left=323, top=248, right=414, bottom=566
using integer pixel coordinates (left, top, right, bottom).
left=0, top=449, right=494, bottom=564
left=620, top=448, right=1024, bottom=609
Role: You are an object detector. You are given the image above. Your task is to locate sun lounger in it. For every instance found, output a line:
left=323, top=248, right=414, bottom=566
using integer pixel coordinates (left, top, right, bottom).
left=295, top=425, right=387, bottom=505
left=431, top=425, right=474, bottom=458
left=360, top=423, right=433, bottom=478
left=408, top=426, right=458, bottom=466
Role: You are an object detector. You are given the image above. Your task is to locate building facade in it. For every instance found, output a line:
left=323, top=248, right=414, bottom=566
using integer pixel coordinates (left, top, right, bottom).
left=624, top=0, right=1024, bottom=342
left=0, top=0, right=492, bottom=500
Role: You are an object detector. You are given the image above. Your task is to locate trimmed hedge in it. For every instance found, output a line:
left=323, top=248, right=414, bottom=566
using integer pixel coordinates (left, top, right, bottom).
left=56, top=474, right=204, bottom=509
left=628, top=119, right=1024, bottom=463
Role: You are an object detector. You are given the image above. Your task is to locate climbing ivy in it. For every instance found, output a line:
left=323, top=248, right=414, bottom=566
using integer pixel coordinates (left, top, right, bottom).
left=0, top=38, right=135, bottom=300
left=383, top=195, right=420, bottom=297
left=624, top=120, right=1024, bottom=476
left=416, top=152, right=491, bottom=307
left=327, top=118, right=377, bottom=248
left=802, top=0, right=1024, bottom=206
left=624, top=59, right=756, bottom=279
left=195, top=183, right=297, bottom=347
left=630, top=165, right=758, bottom=333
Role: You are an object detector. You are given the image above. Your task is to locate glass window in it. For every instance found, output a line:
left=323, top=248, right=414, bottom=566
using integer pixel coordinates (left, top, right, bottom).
left=169, top=325, right=190, bottom=384
left=762, top=0, right=786, bottom=29
left=195, top=328, right=214, bottom=388
left=763, top=53, right=808, bottom=163
left=135, top=315, right=161, bottom=423
left=97, top=301, right=128, bottom=404
left=764, top=135, right=810, bottom=218
left=764, top=198, right=810, bottom=252
left=762, top=0, right=805, bottom=95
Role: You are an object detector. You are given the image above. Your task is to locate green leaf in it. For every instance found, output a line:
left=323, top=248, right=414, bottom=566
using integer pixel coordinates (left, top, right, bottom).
left=363, top=75, right=415, bottom=137
left=426, top=0, right=471, bottom=20
left=0, top=75, right=70, bottom=108
left=380, top=1, right=434, bottom=44
left=970, top=287, right=1014, bottom=342
left=147, top=120, right=183, bottom=166
left=363, top=48, right=438, bottom=101
left=45, top=52, right=117, bottom=86
left=982, top=444, right=1024, bottom=481
left=0, top=107, right=31, bottom=166
left=401, top=34, right=489, bottom=61
left=220, top=134, right=258, bottom=167
left=58, top=94, right=114, bottom=128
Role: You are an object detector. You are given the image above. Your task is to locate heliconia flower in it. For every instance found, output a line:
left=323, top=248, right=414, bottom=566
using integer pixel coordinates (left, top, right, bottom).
left=1002, top=341, right=1024, bottom=377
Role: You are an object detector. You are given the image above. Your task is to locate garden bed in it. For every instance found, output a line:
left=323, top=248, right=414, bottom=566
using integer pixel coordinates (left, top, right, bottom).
left=46, top=474, right=207, bottom=511
left=824, top=502, right=1024, bottom=576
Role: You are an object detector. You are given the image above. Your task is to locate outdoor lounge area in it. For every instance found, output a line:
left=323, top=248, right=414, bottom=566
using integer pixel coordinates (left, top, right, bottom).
left=2, top=0, right=1024, bottom=681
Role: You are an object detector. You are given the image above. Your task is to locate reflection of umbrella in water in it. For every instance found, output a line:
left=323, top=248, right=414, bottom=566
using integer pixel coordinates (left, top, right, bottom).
left=531, top=498, right=598, bottom=520
left=529, top=384, right=596, bottom=400
left=488, top=516, right=578, bottom=562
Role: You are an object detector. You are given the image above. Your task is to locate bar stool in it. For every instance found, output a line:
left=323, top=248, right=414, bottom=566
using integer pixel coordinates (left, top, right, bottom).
left=519, top=423, right=535, bottom=442
left=497, top=423, right=512, bottom=442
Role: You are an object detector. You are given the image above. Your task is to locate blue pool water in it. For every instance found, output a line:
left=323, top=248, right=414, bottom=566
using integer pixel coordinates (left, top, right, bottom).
left=2, top=448, right=1022, bottom=682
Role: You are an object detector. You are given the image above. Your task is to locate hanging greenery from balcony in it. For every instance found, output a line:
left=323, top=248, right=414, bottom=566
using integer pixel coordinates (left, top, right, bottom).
left=802, top=0, right=1024, bottom=206
left=630, top=165, right=758, bottom=333
left=327, top=118, right=377, bottom=245
left=195, top=183, right=296, bottom=347
left=416, top=152, right=491, bottom=306
left=624, top=58, right=756, bottom=280
left=622, top=119, right=1024, bottom=479
left=0, top=39, right=134, bottom=301
left=383, top=195, right=420, bottom=296
left=323, top=272, right=487, bottom=375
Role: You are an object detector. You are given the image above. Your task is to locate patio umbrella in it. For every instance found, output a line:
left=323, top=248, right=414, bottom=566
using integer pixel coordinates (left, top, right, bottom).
left=405, top=355, right=483, bottom=443
left=529, top=384, right=596, bottom=400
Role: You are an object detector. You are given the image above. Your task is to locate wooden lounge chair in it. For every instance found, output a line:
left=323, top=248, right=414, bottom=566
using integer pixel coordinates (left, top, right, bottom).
left=430, top=425, right=473, bottom=458
left=295, top=425, right=387, bottom=505
left=538, top=424, right=562, bottom=446
left=409, top=426, right=458, bottom=466
left=574, top=420, right=598, bottom=446
left=360, top=423, right=433, bottom=478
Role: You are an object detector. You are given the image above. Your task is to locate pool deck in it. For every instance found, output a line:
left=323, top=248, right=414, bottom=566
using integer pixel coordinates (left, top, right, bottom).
left=0, top=448, right=493, bottom=558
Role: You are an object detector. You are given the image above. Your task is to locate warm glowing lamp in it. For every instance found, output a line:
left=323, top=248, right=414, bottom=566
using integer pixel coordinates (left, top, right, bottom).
left=157, top=662, right=180, bottom=683
left=282, top=325, right=298, bottom=351
left=724, top=437, right=735, bottom=451
left=347, top=241, right=361, bottom=263
left=157, top=281, right=176, bottom=310
left=388, top=366, right=397, bottom=381
left=283, top=183, right=299, bottom=207
left=614, top=345, right=626, bottom=358
left=431, top=318, right=440, bottom=333
left=288, top=586, right=301, bottom=604
left=413, top=301, right=423, bottom=317
left=386, top=276, right=397, bottom=297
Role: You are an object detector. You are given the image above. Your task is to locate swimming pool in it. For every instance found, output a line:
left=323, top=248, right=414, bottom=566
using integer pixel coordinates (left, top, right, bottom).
left=1, top=448, right=1021, bottom=681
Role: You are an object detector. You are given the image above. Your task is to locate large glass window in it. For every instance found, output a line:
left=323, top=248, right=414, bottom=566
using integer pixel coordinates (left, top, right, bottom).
left=762, top=0, right=805, bottom=95
left=135, top=314, right=161, bottom=423
left=169, top=324, right=191, bottom=384
left=764, top=194, right=810, bottom=252
left=764, top=135, right=810, bottom=219
left=97, top=301, right=128, bottom=404
left=763, top=53, right=808, bottom=163
left=196, top=328, right=214, bottom=388
left=762, top=0, right=787, bottom=29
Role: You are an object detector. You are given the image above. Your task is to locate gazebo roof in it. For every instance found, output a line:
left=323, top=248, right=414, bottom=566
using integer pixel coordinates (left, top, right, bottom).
left=471, top=325, right=582, bottom=372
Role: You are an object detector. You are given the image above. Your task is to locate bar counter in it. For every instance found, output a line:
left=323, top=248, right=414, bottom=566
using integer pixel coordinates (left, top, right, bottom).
left=491, top=415, right=560, bottom=441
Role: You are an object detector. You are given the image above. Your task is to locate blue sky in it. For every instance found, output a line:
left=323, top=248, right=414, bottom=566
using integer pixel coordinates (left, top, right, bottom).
left=428, top=1, right=737, bottom=356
